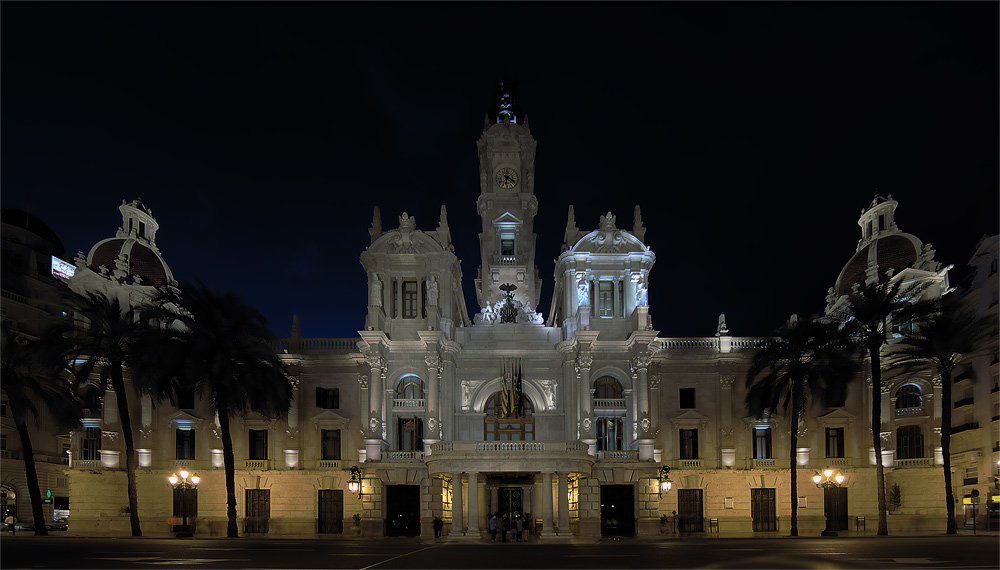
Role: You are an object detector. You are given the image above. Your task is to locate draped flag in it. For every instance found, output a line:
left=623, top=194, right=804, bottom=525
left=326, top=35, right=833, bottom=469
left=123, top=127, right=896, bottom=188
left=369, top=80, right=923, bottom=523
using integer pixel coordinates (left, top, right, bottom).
left=515, top=359, right=524, bottom=417
left=500, top=361, right=511, bottom=417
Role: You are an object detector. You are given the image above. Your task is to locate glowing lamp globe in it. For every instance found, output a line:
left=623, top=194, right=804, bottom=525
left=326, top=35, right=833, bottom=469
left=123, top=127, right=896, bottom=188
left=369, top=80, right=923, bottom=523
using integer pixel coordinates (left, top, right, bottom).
left=835, top=474, right=845, bottom=484
left=190, top=474, right=200, bottom=485
left=813, top=474, right=822, bottom=484
left=168, top=474, right=179, bottom=486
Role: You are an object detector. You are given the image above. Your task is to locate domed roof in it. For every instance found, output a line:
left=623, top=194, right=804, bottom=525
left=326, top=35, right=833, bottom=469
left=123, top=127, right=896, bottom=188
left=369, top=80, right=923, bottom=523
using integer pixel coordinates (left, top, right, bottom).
left=835, top=234, right=920, bottom=296
left=89, top=237, right=171, bottom=287
left=1, top=207, right=65, bottom=255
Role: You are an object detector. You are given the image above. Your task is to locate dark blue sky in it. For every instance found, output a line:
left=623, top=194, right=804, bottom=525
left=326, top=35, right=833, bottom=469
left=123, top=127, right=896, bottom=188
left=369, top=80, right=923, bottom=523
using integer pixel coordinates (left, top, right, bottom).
left=2, top=2, right=997, bottom=339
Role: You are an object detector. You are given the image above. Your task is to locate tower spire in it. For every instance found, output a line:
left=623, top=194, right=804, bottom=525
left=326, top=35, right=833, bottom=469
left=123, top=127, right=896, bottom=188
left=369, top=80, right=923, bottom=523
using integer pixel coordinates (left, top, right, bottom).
left=495, top=81, right=518, bottom=124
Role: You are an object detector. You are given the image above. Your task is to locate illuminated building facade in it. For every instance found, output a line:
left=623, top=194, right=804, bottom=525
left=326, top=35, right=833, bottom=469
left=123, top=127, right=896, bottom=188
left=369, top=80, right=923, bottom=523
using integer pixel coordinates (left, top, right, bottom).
left=18, top=94, right=997, bottom=538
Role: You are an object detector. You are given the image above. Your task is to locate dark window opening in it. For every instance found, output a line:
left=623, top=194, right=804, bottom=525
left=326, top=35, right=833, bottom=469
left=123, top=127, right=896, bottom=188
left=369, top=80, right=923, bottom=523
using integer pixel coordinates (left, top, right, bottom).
left=679, top=387, right=696, bottom=409
left=501, top=239, right=514, bottom=256
left=826, top=427, right=845, bottom=458
left=680, top=428, right=698, bottom=460
left=316, top=387, right=340, bottom=409
left=175, top=428, right=195, bottom=460
left=81, top=427, right=101, bottom=460
left=321, top=429, right=341, bottom=460
left=753, top=427, right=772, bottom=459
left=402, top=281, right=418, bottom=318
left=897, top=425, right=923, bottom=459
left=249, top=429, right=268, bottom=460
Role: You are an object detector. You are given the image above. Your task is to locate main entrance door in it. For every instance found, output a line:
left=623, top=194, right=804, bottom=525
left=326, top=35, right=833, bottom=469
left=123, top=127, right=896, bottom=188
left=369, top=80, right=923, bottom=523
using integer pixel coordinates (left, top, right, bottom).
left=750, top=488, right=776, bottom=531
left=385, top=485, right=420, bottom=536
left=497, top=487, right=524, bottom=519
left=244, top=489, right=270, bottom=534
left=677, top=488, right=704, bottom=532
left=600, top=485, right=635, bottom=536
left=318, top=489, right=343, bottom=533
left=825, top=487, right=848, bottom=531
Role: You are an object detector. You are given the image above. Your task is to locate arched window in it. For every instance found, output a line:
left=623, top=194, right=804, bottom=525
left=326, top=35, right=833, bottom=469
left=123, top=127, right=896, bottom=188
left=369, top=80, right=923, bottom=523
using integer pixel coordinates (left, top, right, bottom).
left=395, top=375, right=424, bottom=400
left=895, top=385, right=922, bottom=410
left=483, top=393, right=534, bottom=441
left=593, top=376, right=623, bottom=399
left=897, top=425, right=923, bottom=459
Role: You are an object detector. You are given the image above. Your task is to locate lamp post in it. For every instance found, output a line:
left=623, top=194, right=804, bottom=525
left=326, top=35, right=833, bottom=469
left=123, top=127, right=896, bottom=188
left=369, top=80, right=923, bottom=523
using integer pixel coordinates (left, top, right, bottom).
left=167, top=470, right=200, bottom=537
left=813, top=468, right=845, bottom=536
left=348, top=465, right=361, bottom=495
left=658, top=465, right=673, bottom=496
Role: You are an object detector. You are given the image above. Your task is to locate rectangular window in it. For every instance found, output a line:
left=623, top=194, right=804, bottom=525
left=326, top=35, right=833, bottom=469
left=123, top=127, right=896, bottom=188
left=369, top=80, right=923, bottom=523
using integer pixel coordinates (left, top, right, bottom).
left=0, top=397, right=6, bottom=417
left=963, top=467, right=978, bottom=486
left=753, top=428, right=772, bottom=460
left=878, top=214, right=885, bottom=231
left=679, top=388, right=696, bottom=409
left=501, top=239, right=514, bottom=256
left=315, top=387, right=340, bottom=409
left=897, top=425, right=923, bottom=459
left=421, top=281, right=427, bottom=319
left=249, top=429, right=268, bottom=460
left=176, top=388, right=195, bottom=409
left=0, top=434, right=6, bottom=450
left=392, top=280, right=398, bottom=318
left=81, top=427, right=102, bottom=460
left=397, top=417, right=423, bottom=451
left=321, top=429, right=341, bottom=461
left=175, top=428, right=195, bottom=460
left=596, top=417, right=623, bottom=452
left=618, top=280, right=625, bottom=316
left=598, top=281, right=614, bottom=317
left=139, top=221, right=146, bottom=239
left=825, top=427, right=845, bottom=458
left=402, top=281, right=418, bottom=318
left=680, top=428, right=699, bottom=460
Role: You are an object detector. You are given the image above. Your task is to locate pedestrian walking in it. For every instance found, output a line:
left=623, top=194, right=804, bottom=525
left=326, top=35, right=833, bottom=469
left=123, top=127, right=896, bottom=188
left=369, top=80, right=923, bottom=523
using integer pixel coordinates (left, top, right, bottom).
left=489, top=514, right=497, bottom=541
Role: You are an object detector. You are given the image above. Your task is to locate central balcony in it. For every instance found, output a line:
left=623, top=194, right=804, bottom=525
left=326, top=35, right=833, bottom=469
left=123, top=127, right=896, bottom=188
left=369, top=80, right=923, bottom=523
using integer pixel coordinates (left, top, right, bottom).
left=426, top=440, right=594, bottom=475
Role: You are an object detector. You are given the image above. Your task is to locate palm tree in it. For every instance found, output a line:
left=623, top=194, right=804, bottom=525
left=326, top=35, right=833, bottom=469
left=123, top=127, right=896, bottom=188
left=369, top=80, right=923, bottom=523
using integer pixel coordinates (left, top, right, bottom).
left=745, top=315, right=857, bottom=537
left=887, top=292, right=998, bottom=534
left=43, top=290, right=148, bottom=536
left=141, top=281, right=292, bottom=538
left=833, top=274, right=927, bottom=536
left=1, top=322, right=80, bottom=536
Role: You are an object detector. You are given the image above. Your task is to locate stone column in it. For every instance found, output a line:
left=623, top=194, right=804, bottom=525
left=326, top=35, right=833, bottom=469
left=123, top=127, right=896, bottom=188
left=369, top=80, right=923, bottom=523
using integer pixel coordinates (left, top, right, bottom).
left=634, top=353, right=654, bottom=460
left=467, top=472, right=480, bottom=535
left=541, top=472, right=554, bottom=535
left=425, top=352, right=440, bottom=454
left=365, top=354, right=384, bottom=461
left=577, top=355, right=595, bottom=453
left=562, top=351, right=577, bottom=439
left=557, top=472, right=569, bottom=534
left=452, top=472, right=463, bottom=535
left=442, top=354, right=457, bottom=441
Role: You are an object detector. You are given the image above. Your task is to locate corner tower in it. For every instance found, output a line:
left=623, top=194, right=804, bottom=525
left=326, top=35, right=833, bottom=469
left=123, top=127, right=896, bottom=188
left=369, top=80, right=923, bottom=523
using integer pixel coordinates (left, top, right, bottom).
left=474, top=83, right=542, bottom=322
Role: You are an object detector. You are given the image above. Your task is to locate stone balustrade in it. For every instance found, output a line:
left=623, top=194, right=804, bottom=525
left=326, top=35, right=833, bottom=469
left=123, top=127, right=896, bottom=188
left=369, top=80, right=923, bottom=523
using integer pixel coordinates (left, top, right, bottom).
left=895, top=457, right=932, bottom=467
left=597, top=450, right=638, bottom=461
left=244, top=459, right=271, bottom=470
left=593, top=398, right=626, bottom=409
left=425, top=441, right=594, bottom=474
left=392, top=398, right=426, bottom=409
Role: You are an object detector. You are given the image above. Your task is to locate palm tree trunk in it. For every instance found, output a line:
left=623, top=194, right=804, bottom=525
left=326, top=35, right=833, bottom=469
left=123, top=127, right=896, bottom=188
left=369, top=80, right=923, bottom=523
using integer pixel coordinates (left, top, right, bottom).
left=870, top=348, right=888, bottom=535
left=217, top=396, right=239, bottom=538
left=12, top=410, right=48, bottom=536
left=789, top=397, right=799, bottom=537
left=940, top=367, right=957, bottom=534
left=111, top=365, right=142, bottom=536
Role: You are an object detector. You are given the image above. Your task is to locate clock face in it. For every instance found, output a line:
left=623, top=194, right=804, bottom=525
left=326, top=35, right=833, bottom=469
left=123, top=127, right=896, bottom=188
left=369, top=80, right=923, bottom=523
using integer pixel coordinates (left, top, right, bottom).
left=495, top=167, right=518, bottom=189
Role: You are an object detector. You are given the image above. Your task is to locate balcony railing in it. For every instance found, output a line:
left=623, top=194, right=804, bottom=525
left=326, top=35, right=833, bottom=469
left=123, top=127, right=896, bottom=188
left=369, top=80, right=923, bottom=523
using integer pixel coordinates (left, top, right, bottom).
left=753, top=459, right=776, bottom=468
left=678, top=459, right=702, bottom=468
left=827, top=457, right=850, bottom=467
left=597, top=450, right=638, bottom=461
left=269, top=338, right=359, bottom=351
left=392, top=398, right=426, bottom=409
left=430, top=441, right=588, bottom=454
left=317, top=460, right=342, bottom=469
left=244, top=459, right=271, bottom=470
left=73, top=460, right=100, bottom=469
left=896, top=406, right=924, bottom=416
left=895, top=457, right=932, bottom=468
left=0, top=450, right=20, bottom=460
left=383, top=450, right=424, bottom=461
left=499, top=255, right=518, bottom=265
left=954, top=397, right=975, bottom=409
left=593, top=398, right=626, bottom=409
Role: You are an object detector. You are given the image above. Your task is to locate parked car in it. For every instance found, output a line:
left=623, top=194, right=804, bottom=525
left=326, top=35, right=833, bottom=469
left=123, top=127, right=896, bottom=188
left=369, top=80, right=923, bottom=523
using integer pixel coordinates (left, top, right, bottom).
left=13, top=521, right=68, bottom=531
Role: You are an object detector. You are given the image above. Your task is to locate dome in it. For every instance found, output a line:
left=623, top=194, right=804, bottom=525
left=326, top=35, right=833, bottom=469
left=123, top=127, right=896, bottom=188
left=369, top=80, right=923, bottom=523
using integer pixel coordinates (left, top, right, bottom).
left=88, top=237, right=171, bottom=288
left=835, top=234, right=920, bottom=296
left=1, top=207, right=65, bottom=255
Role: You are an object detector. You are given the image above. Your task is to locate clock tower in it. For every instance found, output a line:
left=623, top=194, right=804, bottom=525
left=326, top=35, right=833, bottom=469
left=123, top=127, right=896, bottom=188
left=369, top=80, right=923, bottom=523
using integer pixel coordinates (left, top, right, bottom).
left=474, top=83, right=543, bottom=323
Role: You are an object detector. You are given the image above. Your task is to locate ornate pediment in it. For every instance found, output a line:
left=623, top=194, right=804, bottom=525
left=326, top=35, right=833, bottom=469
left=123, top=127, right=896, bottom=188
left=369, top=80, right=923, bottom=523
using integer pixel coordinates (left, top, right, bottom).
left=816, top=407, right=857, bottom=428
left=368, top=213, right=446, bottom=255
left=670, top=409, right=710, bottom=428
left=164, top=410, right=204, bottom=429
left=309, top=410, right=350, bottom=431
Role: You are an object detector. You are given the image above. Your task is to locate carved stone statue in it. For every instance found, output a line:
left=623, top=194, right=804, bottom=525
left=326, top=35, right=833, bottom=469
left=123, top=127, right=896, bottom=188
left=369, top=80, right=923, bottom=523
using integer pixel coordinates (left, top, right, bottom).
left=635, top=274, right=648, bottom=306
left=426, top=276, right=439, bottom=307
left=369, top=276, right=382, bottom=307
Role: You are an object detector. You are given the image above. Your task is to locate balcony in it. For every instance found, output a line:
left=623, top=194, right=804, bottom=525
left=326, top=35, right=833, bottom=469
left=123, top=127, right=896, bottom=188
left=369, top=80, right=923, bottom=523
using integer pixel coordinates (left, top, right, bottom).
left=593, top=398, right=626, bottom=410
left=0, top=450, right=20, bottom=460
left=954, top=369, right=974, bottom=384
left=678, top=459, right=702, bottom=468
left=896, top=457, right=933, bottom=468
left=426, top=441, right=593, bottom=474
left=73, top=460, right=100, bottom=469
left=244, top=459, right=271, bottom=470
left=896, top=406, right=924, bottom=417
left=392, top=398, right=425, bottom=410
left=752, top=458, right=776, bottom=468
left=382, top=450, right=424, bottom=461
left=954, top=397, right=975, bottom=409
left=499, top=255, right=518, bottom=265
left=827, top=457, right=850, bottom=467
left=596, top=450, right=638, bottom=461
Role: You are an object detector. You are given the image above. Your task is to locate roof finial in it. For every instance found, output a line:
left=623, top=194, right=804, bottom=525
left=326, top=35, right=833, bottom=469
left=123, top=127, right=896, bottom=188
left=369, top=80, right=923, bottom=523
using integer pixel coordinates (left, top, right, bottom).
left=496, top=81, right=517, bottom=124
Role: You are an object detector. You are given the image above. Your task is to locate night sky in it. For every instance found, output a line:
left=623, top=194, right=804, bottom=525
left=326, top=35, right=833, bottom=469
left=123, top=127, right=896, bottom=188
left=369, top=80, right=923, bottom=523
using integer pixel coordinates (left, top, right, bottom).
left=2, top=2, right=997, bottom=339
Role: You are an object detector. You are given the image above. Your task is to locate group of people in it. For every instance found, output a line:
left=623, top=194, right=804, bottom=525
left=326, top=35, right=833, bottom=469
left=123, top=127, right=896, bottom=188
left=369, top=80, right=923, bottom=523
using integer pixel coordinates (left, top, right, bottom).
left=488, top=512, right=529, bottom=542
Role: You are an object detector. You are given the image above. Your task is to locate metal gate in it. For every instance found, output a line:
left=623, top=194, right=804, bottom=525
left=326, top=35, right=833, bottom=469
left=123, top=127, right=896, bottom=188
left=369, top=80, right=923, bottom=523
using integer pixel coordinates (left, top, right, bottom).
left=497, top=487, right=524, bottom=519
left=750, top=488, right=776, bottom=531
left=677, top=489, right=704, bottom=532
left=318, top=489, right=343, bottom=533
left=825, top=487, right=848, bottom=531
left=171, top=487, right=198, bottom=533
left=244, top=489, right=270, bottom=534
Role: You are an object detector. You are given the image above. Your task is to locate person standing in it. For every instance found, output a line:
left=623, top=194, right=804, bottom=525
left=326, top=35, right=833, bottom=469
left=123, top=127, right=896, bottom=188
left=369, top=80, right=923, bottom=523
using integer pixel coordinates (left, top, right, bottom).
left=515, top=515, right=523, bottom=541
left=500, top=514, right=509, bottom=542
left=433, top=516, right=443, bottom=538
left=489, top=514, right=497, bottom=541
left=4, top=514, right=14, bottom=537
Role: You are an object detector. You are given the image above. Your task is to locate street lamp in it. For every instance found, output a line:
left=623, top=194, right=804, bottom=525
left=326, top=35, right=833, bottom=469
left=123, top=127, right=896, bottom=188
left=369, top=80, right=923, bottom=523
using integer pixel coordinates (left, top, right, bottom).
left=348, top=465, right=361, bottom=495
left=167, top=470, right=200, bottom=537
left=658, top=465, right=673, bottom=496
left=813, top=468, right=845, bottom=536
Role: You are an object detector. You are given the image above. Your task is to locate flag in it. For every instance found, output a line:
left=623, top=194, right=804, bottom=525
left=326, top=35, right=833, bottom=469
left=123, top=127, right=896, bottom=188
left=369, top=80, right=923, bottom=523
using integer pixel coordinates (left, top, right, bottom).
left=500, top=361, right=510, bottom=417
